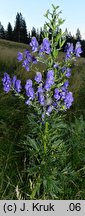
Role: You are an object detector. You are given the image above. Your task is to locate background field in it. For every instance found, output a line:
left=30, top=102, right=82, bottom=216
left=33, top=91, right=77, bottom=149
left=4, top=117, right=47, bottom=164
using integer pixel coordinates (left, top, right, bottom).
left=0, top=39, right=85, bottom=199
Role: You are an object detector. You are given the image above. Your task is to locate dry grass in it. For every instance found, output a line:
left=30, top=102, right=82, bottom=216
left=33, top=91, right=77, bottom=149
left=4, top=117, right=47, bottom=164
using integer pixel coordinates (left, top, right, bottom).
left=0, top=39, right=28, bottom=71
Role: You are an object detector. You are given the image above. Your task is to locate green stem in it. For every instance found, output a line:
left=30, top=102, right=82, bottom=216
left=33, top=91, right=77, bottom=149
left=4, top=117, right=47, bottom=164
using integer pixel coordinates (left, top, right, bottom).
left=43, top=121, right=48, bottom=153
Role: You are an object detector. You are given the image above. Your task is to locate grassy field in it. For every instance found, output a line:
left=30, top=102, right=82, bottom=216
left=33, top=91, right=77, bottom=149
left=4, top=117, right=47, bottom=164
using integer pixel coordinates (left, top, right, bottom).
left=0, top=39, right=85, bottom=199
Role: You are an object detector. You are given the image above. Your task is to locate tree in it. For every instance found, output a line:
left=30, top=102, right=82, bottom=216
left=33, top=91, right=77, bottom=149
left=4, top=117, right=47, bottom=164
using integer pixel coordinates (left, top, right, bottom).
left=20, top=19, right=28, bottom=43
left=0, top=22, right=5, bottom=39
left=28, top=31, right=31, bottom=43
left=76, top=28, right=81, bottom=41
left=31, top=27, right=36, bottom=38
left=13, top=12, right=28, bottom=43
left=6, top=22, right=13, bottom=40
left=36, top=28, right=40, bottom=43
left=65, top=28, right=69, bottom=39
left=39, top=27, right=44, bottom=44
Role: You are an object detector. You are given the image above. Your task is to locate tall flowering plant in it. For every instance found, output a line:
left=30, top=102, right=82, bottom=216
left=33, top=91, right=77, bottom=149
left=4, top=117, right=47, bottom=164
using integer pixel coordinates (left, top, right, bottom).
left=2, top=5, right=82, bottom=199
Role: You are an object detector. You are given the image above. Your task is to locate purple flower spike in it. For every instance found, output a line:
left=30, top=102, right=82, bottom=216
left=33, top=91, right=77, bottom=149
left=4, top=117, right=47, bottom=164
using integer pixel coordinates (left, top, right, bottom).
left=53, top=63, right=59, bottom=69
left=27, top=87, right=35, bottom=100
left=60, top=91, right=66, bottom=99
left=66, top=68, right=71, bottom=78
left=65, top=43, right=74, bottom=59
left=38, top=93, right=45, bottom=106
left=25, top=51, right=32, bottom=62
left=30, top=37, right=38, bottom=52
left=75, top=41, right=82, bottom=57
left=64, top=80, right=69, bottom=88
left=25, top=79, right=34, bottom=100
left=22, top=59, right=30, bottom=72
left=34, top=72, right=42, bottom=83
left=54, top=88, right=60, bottom=101
left=64, top=92, right=74, bottom=108
left=25, top=79, right=32, bottom=92
left=46, top=105, right=54, bottom=116
left=36, top=84, right=44, bottom=97
left=17, top=52, right=23, bottom=62
left=61, top=66, right=66, bottom=73
left=12, top=76, right=22, bottom=93
left=2, top=72, right=11, bottom=93
left=40, top=38, right=51, bottom=54
left=44, top=70, right=54, bottom=91
left=61, top=80, right=69, bottom=91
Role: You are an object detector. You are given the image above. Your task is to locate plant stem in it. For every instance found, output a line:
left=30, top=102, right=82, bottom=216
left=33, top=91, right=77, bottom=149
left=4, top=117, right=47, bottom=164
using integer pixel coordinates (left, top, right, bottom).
left=43, top=121, right=48, bottom=153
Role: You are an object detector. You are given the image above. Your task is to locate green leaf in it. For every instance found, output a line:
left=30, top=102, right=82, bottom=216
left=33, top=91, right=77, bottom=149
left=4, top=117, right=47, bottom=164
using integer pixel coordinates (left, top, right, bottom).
left=26, top=136, right=39, bottom=152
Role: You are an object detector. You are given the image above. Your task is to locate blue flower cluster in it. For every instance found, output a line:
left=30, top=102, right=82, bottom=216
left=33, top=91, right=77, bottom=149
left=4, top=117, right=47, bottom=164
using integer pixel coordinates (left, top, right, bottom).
left=17, top=49, right=37, bottom=72
left=2, top=37, right=82, bottom=118
left=65, top=41, right=82, bottom=60
left=2, top=73, right=22, bottom=93
left=2, top=69, right=73, bottom=117
left=17, top=37, right=51, bottom=72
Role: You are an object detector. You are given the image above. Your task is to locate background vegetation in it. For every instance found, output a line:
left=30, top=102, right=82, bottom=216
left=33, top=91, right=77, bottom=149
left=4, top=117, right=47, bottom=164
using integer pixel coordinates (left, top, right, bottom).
left=0, top=12, right=85, bottom=57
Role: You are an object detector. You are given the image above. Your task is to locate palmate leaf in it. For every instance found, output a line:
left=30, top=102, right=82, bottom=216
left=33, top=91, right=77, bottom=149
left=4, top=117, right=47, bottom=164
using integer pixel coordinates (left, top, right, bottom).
left=25, top=136, right=39, bottom=152
left=50, top=139, right=64, bottom=149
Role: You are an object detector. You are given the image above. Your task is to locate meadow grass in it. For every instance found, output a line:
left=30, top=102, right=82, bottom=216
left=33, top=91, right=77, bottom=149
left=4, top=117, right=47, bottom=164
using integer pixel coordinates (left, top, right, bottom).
left=0, top=39, right=85, bottom=199
left=0, top=39, right=28, bottom=74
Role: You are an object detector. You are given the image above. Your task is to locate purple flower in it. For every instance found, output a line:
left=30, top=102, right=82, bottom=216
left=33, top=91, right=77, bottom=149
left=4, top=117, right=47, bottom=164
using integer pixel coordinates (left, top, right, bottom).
left=36, top=84, right=44, bottom=97
left=53, top=101, right=57, bottom=107
left=61, top=80, right=69, bottom=91
left=34, top=72, right=42, bottom=83
left=66, top=68, right=71, bottom=78
left=60, top=91, right=66, bottom=99
left=22, top=59, right=30, bottom=71
left=25, top=99, right=31, bottom=105
left=31, top=56, right=37, bottom=64
left=25, top=79, right=32, bottom=91
left=64, top=92, right=74, bottom=108
left=44, top=70, right=54, bottom=91
left=61, top=66, right=66, bottom=73
left=54, top=88, right=60, bottom=100
left=2, top=72, right=11, bottom=93
left=12, top=76, right=22, bottom=93
left=53, top=63, right=59, bottom=69
left=65, top=43, right=74, bottom=59
left=25, top=79, right=34, bottom=100
left=17, top=52, right=23, bottom=62
left=37, top=84, right=44, bottom=93
left=25, top=50, right=32, bottom=62
left=27, top=87, right=34, bottom=100
left=63, top=80, right=69, bottom=88
left=40, top=38, right=51, bottom=54
left=38, top=93, right=45, bottom=105
left=46, top=105, right=54, bottom=116
left=30, top=37, right=38, bottom=52
left=47, top=70, right=54, bottom=78
left=75, top=41, right=82, bottom=57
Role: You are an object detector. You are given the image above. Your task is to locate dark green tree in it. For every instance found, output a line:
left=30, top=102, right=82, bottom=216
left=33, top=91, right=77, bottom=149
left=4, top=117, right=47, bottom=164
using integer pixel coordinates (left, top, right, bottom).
left=65, top=28, right=69, bottom=39
left=31, top=27, right=36, bottom=38
left=28, top=31, right=31, bottom=43
left=13, top=12, right=28, bottom=43
left=6, top=22, right=13, bottom=41
left=39, top=27, right=44, bottom=44
left=76, top=28, right=81, bottom=41
left=13, top=13, right=22, bottom=42
left=0, top=22, right=5, bottom=39
left=20, top=19, right=28, bottom=43
left=36, top=28, right=40, bottom=43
